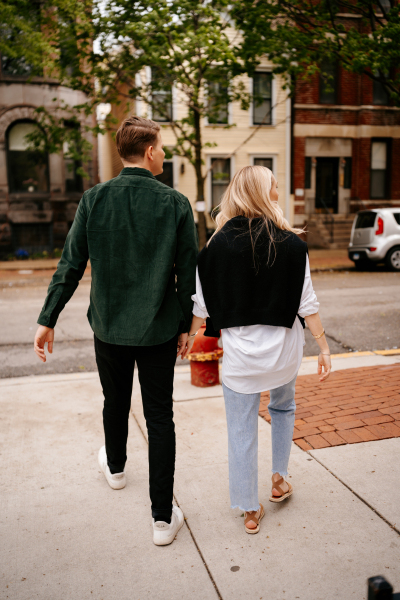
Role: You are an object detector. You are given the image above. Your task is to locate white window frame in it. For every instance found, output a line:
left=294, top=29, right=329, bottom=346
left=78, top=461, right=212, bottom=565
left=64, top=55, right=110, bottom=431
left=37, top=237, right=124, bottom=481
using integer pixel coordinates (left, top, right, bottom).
left=249, top=70, right=274, bottom=127
left=145, top=66, right=175, bottom=123
left=249, top=153, right=278, bottom=174
left=206, top=154, right=235, bottom=212
left=204, top=82, right=232, bottom=127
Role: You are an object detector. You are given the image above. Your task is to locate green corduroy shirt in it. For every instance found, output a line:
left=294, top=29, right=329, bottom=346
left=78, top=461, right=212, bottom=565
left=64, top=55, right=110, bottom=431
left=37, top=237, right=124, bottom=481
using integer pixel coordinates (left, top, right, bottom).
left=38, top=167, right=198, bottom=346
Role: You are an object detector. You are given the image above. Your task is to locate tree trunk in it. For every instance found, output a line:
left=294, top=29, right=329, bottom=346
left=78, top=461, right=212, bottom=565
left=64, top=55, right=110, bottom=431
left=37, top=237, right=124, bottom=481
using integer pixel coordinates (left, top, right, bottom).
left=193, top=108, right=207, bottom=249
left=195, top=167, right=207, bottom=249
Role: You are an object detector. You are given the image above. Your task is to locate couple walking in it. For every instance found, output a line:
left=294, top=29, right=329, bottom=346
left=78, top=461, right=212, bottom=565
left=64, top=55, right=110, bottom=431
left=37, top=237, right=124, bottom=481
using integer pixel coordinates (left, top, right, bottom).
left=34, top=116, right=331, bottom=545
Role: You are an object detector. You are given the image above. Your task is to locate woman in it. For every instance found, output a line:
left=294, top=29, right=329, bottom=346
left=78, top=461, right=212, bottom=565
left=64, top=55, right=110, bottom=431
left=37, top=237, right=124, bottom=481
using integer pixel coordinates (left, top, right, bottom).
left=184, top=166, right=331, bottom=534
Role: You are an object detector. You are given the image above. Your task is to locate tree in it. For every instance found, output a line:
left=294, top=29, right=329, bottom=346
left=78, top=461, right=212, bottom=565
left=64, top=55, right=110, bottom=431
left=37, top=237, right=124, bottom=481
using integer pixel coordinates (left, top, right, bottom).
left=2, top=0, right=255, bottom=248
left=231, top=0, right=400, bottom=106
left=92, top=0, right=252, bottom=247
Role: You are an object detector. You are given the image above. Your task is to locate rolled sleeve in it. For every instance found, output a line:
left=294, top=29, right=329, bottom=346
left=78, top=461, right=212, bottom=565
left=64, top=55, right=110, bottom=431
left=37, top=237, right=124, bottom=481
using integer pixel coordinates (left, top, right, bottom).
left=191, top=267, right=210, bottom=319
left=298, top=255, right=319, bottom=318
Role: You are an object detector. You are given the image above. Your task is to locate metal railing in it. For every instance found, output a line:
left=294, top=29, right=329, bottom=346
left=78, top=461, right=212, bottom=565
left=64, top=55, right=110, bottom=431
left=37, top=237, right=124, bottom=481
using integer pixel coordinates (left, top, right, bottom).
left=318, top=197, right=335, bottom=244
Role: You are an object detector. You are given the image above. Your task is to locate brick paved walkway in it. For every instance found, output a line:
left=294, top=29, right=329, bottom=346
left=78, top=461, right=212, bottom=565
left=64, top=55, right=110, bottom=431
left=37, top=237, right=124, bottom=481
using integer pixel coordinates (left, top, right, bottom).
left=260, top=364, right=400, bottom=450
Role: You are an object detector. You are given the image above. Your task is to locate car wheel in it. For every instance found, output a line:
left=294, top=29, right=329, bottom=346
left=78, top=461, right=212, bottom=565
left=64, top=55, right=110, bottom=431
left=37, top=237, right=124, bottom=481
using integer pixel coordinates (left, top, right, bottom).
left=385, top=247, right=400, bottom=271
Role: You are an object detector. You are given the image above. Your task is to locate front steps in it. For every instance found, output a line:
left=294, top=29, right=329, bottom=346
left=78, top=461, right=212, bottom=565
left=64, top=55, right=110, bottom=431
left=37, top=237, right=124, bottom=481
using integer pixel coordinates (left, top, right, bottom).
left=305, top=214, right=355, bottom=249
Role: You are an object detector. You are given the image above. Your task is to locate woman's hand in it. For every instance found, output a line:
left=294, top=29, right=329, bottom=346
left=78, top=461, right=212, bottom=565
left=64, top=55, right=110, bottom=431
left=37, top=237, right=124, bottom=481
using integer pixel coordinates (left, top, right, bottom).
left=318, top=353, right=331, bottom=382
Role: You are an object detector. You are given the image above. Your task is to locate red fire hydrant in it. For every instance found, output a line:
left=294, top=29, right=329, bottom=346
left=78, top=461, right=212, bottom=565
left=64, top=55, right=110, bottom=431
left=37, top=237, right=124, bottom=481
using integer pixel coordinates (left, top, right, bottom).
left=188, top=324, right=223, bottom=387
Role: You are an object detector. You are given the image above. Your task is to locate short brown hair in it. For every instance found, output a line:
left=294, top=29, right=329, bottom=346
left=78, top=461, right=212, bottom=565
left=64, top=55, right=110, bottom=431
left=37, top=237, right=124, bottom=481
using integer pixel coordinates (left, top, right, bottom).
left=116, top=116, right=161, bottom=160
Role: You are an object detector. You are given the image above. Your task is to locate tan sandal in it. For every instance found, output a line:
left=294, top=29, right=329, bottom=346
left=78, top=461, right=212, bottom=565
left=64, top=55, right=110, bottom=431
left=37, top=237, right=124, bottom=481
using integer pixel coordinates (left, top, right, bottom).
left=244, top=503, right=265, bottom=534
left=269, top=476, right=293, bottom=503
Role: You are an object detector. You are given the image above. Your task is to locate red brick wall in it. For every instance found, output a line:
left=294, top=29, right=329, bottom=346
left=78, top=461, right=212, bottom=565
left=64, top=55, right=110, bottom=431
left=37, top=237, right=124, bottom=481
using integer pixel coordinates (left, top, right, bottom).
left=339, top=69, right=359, bottom=106
left=295, top=74, right=319, bottom=104
left=361, top=73, right=373, bottom=106
left=353, top=138, right=371, bottom=200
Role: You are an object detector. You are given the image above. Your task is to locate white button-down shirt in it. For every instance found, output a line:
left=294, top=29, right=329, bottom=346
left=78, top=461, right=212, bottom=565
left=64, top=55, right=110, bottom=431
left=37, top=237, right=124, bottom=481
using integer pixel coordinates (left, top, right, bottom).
left=191, top=255, right=319, bottom=394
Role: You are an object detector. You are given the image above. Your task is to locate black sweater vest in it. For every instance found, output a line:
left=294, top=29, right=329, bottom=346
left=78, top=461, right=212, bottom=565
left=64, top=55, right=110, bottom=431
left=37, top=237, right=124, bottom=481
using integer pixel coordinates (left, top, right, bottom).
left=197, top=216, right=308, bottom=337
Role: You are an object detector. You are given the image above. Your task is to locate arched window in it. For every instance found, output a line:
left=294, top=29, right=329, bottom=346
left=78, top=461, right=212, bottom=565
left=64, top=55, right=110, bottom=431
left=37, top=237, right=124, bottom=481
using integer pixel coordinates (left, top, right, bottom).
left=6, top=121, right=49, bottom=193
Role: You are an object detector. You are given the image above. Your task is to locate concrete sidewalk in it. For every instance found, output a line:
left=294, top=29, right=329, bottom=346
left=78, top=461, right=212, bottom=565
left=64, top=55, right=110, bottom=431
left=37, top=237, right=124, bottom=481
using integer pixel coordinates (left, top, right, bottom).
left=1, top=359, right=400, bottom=600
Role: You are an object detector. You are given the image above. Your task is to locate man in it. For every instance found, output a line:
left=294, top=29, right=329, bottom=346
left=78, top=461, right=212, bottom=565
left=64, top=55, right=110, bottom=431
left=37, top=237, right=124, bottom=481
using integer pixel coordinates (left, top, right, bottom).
left=34, top=116, right=198, bottom=546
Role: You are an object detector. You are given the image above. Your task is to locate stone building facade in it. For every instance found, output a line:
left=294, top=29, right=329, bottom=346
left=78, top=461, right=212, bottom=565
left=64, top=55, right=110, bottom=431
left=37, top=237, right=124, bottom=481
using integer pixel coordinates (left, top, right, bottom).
left=0, top=68, right=98, bottom=258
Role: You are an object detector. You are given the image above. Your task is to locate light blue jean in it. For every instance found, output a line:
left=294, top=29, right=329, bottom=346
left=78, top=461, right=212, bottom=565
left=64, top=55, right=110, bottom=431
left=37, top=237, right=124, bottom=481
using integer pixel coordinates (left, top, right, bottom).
left=222, top=375, right=297, bottom=512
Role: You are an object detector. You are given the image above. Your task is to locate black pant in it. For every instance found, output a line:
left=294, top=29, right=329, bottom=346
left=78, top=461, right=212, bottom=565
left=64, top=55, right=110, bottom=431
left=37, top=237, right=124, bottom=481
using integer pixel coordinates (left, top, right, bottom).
left=94, top=334, right=178, bottom=522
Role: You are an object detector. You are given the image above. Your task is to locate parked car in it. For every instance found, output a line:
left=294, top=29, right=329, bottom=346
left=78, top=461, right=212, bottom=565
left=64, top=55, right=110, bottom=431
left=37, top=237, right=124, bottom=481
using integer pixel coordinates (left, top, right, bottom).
left=348, top=209, right=400, bottom=271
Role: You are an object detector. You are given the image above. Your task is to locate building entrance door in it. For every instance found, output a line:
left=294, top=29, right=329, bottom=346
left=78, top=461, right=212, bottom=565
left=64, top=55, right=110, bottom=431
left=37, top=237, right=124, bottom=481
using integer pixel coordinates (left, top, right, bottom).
left=315, top=157, right=339, bottom=213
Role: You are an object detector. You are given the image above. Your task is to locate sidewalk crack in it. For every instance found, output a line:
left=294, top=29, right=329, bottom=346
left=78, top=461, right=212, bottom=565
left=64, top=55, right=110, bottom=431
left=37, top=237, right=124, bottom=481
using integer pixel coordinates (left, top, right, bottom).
left=309, top=452, right=400, bottom=537
left=131, top=411, right=224, bottom=600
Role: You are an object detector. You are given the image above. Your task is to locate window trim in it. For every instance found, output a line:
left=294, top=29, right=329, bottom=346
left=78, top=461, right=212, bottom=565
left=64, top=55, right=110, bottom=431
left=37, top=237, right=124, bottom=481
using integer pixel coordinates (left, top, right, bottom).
left=373, top=71, right=390, bottom=106
left=319, top=60, right=339, bottom=105
left=204, top=81, right=232, bottom=126
left=251, top=71, right=274, bottom=126
left=370, top=138, right=391, bottom=199
left=145, top=66, right=174, bottom=123
left=206, top=154, right=235, bottom=212
left=6, top=119, right=50, bottom=194
left=249, top=153, right=277, bottom=175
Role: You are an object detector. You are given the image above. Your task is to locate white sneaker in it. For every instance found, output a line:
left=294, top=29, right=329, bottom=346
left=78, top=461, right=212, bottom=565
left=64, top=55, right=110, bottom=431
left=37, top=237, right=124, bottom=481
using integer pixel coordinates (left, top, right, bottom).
left=153, top=505, right=184, bottom=546
left=98, top=446, right=126, bottom=490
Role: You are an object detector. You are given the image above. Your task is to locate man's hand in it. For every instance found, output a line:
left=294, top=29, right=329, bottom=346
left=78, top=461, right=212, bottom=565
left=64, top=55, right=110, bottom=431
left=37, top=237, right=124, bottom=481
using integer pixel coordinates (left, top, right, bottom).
left=182, top=336, right=195, bottom=359
left=177, top=332, right=188, bottom=359
left=34, top=325, right=54, bottom=363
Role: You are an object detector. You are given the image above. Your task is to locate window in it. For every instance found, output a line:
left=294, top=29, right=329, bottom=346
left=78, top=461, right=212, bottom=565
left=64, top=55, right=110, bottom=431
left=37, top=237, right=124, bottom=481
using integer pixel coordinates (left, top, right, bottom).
left=305, top=157, right=312, bottom=189
left=373, top=72, right=389, bottom=105
left=64, top=150, right=83, bottom=193
left=63, top=122, right=83, bottom=193
left=319, top=60, right=338, bottom=104
left=393, top=213, right=400, bottom=226
left=253, top=73, right=272, bottom=125
left=370, top=141, right=388, bottom=199
left=207, top=82, right=229, bottom=124
left=376, top=0, right=391, bottom=14
left=254, top=157, right=273, bottom=171
left=151, top=68, right=173, bottom=122
left=343, top=157, right=352, bottom=189
left=355, top=212, right=377, bottom=229
left=156, top=162, right=173, bottom=188
left=1, top=45, right=34, bottom=77
left=211, top=158, right=231, bottom=209
left=7, top=121, right=49, bottom=193
left=58, top=14, right=80, bottom=78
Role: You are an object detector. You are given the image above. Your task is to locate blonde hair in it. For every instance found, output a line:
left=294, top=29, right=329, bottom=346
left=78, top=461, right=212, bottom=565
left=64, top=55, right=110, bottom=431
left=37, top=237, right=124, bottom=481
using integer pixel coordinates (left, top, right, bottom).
left=209, top=165, right=304, bottom=245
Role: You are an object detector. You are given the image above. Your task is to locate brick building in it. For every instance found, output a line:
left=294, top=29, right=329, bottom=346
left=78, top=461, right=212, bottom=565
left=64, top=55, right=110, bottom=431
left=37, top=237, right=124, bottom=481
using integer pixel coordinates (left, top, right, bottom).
left=292, top=40, right=400, bottom=247
left=0, top=62, right=98, bottom=258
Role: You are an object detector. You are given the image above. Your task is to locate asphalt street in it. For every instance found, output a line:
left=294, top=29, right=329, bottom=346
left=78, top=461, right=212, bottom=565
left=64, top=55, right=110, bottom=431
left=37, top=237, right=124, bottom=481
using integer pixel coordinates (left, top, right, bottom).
left=0, top=269, right=399, bottom=378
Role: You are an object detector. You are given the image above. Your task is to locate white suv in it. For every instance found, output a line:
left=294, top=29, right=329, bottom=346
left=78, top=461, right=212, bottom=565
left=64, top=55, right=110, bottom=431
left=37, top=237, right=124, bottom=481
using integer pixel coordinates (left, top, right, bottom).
left=348, top=208, right=400, bottom=271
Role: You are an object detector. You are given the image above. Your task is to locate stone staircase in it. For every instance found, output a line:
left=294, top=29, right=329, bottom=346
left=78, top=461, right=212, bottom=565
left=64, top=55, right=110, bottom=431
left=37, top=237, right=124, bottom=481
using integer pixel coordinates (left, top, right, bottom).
left=305, top=214, right=355, bottom=249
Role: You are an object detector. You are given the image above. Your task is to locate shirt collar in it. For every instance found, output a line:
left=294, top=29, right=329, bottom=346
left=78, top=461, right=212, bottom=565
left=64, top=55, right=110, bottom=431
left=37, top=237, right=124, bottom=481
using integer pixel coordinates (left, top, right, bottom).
left=119, top=167, right=156, bottom=179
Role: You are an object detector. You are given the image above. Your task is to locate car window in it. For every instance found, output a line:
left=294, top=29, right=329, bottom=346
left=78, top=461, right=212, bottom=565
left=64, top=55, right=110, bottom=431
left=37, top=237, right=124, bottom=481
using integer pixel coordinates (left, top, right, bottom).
left=355, top=212, right=376, bottom=229
left=394, top=213, right=400, bottom=226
